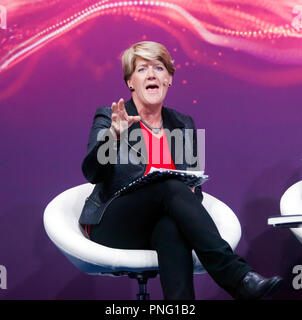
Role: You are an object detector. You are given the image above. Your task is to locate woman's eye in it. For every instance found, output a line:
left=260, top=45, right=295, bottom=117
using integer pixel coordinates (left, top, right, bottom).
left=138, top=67, right=145, bottom=72
left=156, top=66, right=163, bottom=71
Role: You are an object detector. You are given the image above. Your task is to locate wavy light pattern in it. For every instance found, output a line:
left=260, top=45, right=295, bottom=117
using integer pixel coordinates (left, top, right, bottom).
left=1, top=0, right=302, bottom=85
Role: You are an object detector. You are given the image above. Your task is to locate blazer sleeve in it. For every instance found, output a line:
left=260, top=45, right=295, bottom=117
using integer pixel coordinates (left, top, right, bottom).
left=81, top=107, right=118, bottom=184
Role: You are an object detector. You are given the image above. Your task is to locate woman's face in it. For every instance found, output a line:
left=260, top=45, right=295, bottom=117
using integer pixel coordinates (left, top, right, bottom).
left=127, top=57, right=172, bottom=108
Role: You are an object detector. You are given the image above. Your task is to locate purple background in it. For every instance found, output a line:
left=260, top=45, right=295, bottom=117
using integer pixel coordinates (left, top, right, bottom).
left=0, top=15, right=302, bottom=300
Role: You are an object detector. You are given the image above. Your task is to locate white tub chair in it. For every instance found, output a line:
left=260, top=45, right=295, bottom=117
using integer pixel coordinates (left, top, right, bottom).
left=280, top=181, right=302, bottom=244
left=43, top=183, right=242, bottom=299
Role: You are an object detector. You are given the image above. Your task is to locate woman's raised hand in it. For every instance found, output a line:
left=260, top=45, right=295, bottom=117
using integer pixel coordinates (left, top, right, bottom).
left=109, top=98, right=141, bottom=137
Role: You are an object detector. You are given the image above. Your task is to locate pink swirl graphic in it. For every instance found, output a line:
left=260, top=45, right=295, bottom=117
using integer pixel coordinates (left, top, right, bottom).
left=1, top=0, right=302, bottom=87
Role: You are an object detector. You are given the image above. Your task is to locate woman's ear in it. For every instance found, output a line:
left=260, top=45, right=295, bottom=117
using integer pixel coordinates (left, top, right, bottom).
left=127, top=80, right=134, bottom=91
left=127, top=80, right=133, bottom=90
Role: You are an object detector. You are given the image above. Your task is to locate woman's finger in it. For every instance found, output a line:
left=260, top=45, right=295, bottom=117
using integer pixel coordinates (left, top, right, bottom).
left=117, top=98, right=125, bottom=112
left=118, top=98, right=129, bottom=119
left=111, top=102, right=118, bottom=114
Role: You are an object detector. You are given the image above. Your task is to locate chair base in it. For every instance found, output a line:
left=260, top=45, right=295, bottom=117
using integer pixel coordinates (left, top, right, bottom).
left=128, top=271, right=158, bottom=300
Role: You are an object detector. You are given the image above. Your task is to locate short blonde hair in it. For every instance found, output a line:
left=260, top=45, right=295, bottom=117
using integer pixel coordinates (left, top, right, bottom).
left=122, top=41, right=175, bottom=83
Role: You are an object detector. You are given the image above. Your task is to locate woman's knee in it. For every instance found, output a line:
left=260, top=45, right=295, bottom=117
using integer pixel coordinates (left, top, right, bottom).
left=150, top=215, right=189, bottom=248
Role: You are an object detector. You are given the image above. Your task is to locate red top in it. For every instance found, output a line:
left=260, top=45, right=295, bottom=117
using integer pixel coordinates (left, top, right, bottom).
left=139, top=121, right=176, bottom=175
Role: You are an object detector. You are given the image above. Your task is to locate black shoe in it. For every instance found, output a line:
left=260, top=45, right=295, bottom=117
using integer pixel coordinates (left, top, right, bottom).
left=234, top=271, right=283, bottom=300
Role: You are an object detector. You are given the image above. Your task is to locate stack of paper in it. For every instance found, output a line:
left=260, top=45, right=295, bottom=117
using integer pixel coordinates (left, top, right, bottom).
left=115, top=167, right=209, bottom=196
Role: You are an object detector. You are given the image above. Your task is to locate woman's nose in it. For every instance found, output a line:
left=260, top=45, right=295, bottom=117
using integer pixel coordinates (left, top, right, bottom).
left=146, top=66, right=156, bottom=78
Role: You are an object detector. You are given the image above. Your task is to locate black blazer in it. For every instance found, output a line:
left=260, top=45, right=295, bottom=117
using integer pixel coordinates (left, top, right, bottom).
left=79, top=98, right=203, bottom=225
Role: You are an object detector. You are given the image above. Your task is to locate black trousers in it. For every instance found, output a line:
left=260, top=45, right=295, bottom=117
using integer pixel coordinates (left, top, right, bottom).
left=89, top=178, right=252, bottom=299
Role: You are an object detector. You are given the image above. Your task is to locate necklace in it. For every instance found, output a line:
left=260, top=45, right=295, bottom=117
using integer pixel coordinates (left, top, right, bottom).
left=140, top=118, right=163, bottom=134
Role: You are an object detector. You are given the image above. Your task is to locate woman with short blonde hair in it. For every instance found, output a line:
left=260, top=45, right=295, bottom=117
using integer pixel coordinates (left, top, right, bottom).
left=80, top=41, right=282, bottom=300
